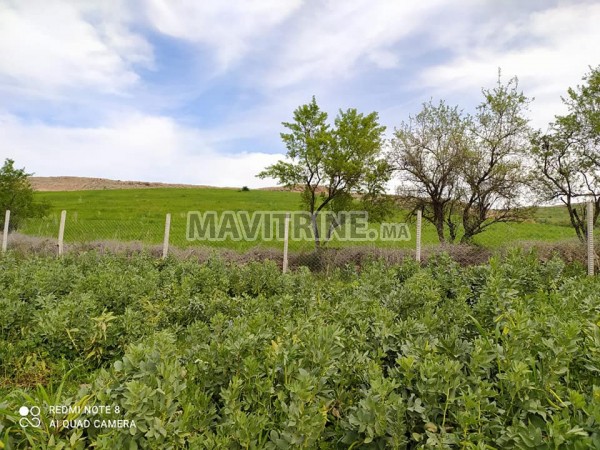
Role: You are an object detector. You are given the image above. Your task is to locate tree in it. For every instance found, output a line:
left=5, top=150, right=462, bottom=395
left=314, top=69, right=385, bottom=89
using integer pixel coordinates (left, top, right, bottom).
left=391, top=100, right=468, bottom=243
left=391, top=74, right=533, bottom=243
left=257, top=97, right=393, bottom=249
left=0, top=159, right=50, bottom=231
left=460, top=75, right=533, bottom=243
left=530, top=65, right=600, bottom=241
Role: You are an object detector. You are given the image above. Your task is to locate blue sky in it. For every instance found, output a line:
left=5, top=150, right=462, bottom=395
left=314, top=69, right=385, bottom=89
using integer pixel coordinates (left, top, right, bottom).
left=1, top=0, right=599, bottom=187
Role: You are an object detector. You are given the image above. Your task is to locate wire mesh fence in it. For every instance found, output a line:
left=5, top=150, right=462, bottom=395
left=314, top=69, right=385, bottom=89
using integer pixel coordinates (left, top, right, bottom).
left=2, top=202, right=598, bottom=274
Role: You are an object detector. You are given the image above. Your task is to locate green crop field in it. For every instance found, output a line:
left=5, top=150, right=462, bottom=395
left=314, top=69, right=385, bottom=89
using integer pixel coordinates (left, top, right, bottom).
left=18, top=188, right=580, bottom=251
left=1, top=251, right=599, bottom=448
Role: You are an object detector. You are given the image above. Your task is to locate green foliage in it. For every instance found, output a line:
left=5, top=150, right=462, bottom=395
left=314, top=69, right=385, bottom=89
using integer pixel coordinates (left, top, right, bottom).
left=0, top=159, right=50, bottom=230
left=530, top=65, right=600, bottom=242
left=0, top=251, right=599, bottom=448
left=258, top=96, right=394, bottom=248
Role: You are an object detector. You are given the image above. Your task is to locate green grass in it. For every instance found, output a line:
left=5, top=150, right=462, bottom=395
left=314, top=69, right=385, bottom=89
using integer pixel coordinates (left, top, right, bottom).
left=20, top=188, right=581, bottom=250
left=534, top=203, right=575, bottom=227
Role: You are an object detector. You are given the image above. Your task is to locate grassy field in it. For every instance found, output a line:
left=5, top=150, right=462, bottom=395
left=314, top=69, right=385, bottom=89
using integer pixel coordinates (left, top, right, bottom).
left=19, top=188, right=579, bottom=251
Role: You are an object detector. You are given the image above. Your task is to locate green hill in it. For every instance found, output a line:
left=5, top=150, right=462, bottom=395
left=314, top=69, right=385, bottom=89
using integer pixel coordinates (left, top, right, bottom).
left=19, top=188, right=579, bottom=251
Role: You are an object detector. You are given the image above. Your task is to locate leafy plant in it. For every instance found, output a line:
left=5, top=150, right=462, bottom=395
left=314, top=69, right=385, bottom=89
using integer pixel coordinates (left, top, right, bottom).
left=0, top=250, right=599, bottom=448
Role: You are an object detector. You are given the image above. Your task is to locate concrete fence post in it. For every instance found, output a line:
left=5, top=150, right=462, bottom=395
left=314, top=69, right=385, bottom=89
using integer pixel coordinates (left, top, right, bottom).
left=416, top=209, right=422, bottom=263
left=2, top=210, right=10, bottom=252
left=162, top=213, right=171, bottom=259
left=283, top=212, right=290, bottom=273
left=587, top=200, right=594, bottom=276
left=58, top=210, right=67, bottom=256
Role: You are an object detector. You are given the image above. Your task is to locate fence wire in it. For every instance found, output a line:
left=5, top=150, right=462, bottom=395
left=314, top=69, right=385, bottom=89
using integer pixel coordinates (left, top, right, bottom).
left=2, top=204, right=598, bottom=274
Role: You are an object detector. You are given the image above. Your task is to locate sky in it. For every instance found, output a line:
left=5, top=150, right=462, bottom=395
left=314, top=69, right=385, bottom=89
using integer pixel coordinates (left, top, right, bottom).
left=1, top=0, right=599, bottom=188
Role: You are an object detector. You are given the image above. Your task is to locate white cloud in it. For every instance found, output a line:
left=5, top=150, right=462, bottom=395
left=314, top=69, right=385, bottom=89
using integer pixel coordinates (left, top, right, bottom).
left=2, top=113, right=282, bottom=187
left=418, top=2, right=600, bottom=128
left=263, top=0, right=447, bottom=88
left=1, top=0, right=599, bottom=188
left=367, top=50, right=401, bottom=70
left=142, top=0, right=303, bottom=68
left=0, top=0, right=152, bottom=94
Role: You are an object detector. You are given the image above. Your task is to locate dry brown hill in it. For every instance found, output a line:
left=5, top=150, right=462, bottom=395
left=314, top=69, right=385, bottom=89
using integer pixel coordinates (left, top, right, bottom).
left=29, top=176, right=314, bottom=192
left=28, top=176, right=300, bottom=192
left=29, top=176, right=227, bottom=192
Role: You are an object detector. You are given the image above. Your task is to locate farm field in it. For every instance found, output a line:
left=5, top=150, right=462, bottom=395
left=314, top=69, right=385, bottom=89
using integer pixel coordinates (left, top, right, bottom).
left=0, top=251, right=599, bottom=448
left=2, top=0, right=598, bottom=448
left=19, top=188, right=579, bottom=251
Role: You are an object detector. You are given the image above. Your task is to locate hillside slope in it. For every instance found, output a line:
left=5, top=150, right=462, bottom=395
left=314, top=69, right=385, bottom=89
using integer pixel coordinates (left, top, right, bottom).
left=29, top=176, right=224, bottom=191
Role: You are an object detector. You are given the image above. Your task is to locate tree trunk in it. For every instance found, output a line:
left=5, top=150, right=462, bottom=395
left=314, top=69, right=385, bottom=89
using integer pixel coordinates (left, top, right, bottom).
left=311, top=213, right=320, bottom=250
left=448, top=220, right=458, bottom=243
left=435, top=219, right=445, bottom=243
left=565, top=201, right=585, bottom=243
left=433, top=203, right=446, bottom=243
left=461, top=214, right=475, bottom=244
left=460, top=231, right=473, bottom=244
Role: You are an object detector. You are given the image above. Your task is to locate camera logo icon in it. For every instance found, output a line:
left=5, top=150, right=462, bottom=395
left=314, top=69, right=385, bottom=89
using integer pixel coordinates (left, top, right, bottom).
left=19, top=406, right=41, bottom=428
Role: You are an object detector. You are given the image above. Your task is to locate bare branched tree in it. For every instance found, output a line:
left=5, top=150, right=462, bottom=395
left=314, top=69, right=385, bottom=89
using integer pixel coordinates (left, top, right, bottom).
left=460, top=75, right=533, bottom=243
left=391, top=100, right=469, bottom=243
left=391, top=74, right=532, bottom=243
left=530, top=65, right=600, bottom=242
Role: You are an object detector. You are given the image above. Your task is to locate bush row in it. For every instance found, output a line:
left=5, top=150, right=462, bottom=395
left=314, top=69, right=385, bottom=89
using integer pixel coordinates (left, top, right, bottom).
left=0, top=250, right=598, bottom=448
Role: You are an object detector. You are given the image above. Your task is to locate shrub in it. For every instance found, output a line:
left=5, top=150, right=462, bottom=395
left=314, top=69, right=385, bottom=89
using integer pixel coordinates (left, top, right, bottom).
left=0, top=251, right=598, bottom=448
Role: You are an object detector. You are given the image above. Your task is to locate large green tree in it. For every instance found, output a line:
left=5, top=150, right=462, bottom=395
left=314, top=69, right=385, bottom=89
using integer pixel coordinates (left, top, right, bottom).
left=258, top=97, right=393, bottom=249
left=0, top=159, right=49, bottom=231
left=530, top=65, right=600, bottom=241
